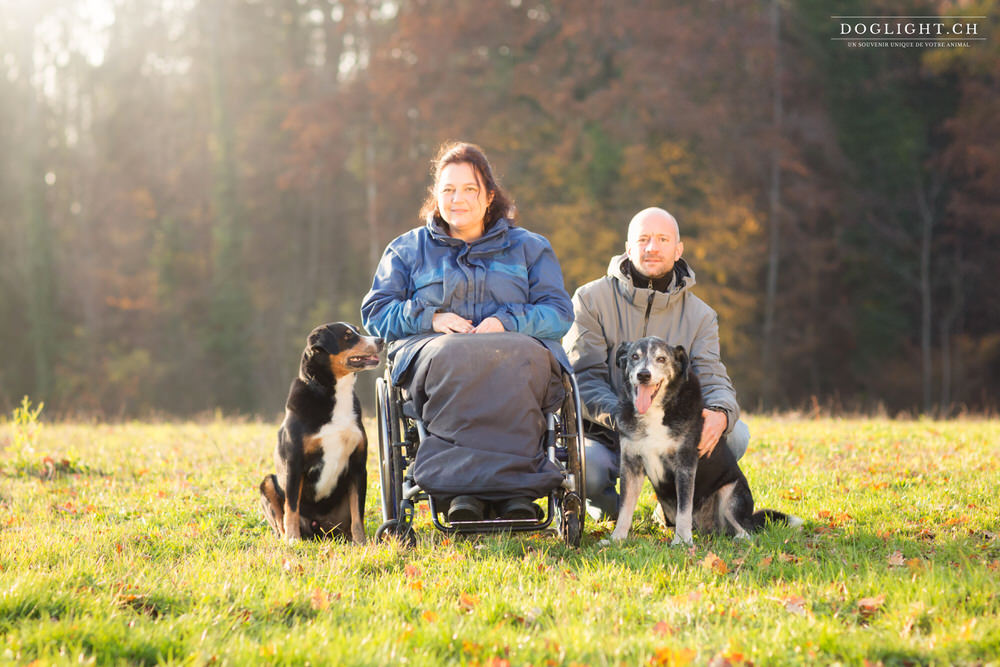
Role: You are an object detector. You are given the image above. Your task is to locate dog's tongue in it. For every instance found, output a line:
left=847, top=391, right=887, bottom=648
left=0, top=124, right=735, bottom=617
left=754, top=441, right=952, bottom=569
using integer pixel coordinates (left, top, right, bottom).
left=635, top=384, right=657, bottom=415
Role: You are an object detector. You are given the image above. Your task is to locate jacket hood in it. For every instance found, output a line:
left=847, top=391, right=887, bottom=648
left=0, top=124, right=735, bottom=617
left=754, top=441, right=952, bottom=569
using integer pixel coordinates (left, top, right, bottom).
left=425, top=216, right=512, bottom=249
left=607, top=253, right=697, bottom=305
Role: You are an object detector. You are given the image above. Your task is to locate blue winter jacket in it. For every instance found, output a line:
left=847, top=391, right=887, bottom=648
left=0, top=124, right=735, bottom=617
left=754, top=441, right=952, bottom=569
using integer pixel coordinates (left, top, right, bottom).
left=361, top=217, right=574, bottom=384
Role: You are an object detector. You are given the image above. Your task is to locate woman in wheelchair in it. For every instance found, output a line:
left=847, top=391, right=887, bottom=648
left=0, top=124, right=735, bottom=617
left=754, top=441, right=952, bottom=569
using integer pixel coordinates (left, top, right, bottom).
left=361, top=141, right=575, bottom=524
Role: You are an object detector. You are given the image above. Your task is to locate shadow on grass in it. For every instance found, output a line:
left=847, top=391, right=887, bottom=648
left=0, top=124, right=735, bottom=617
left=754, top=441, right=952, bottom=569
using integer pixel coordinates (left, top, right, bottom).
left=2, top=455, right=109, bottom=480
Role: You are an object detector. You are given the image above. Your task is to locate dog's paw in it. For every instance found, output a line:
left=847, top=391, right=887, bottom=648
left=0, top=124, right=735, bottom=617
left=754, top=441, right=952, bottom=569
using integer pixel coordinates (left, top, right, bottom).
left=599, top=533, right=627, bottom=547
left=670, top=534, right=693, bottom=547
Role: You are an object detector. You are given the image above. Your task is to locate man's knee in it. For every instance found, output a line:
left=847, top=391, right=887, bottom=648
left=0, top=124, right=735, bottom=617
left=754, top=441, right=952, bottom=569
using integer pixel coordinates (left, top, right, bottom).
left=726, top=419, right=750, bottom=461
left=584, top=438, right=617, bottom=492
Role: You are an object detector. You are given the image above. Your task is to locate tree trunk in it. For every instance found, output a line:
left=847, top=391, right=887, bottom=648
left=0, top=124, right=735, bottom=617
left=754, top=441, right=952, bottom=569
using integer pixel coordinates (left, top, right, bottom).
left=939, top=241, right=963, bottom=414
left=20, top=10, right=56, bottom=401
left=761, top=0, right=782, bottom=409
left=361, top=5, right=380, bottom=269
left=206, top=0, right=254, bottom=411
left=915, top=173, right=937, bottom=415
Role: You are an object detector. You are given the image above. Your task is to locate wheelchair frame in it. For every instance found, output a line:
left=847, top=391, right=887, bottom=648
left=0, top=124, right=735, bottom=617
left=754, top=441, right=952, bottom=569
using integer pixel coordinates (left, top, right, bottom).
left=373, top=366, right=587, bottom=547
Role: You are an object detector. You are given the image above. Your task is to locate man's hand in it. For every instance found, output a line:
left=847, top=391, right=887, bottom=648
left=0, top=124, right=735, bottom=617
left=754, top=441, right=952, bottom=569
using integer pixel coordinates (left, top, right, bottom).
left=697, top=408, right=727, bottom=458
left=432, top=312, right=473, bottom=334
left=471, top=316, right=505, bottom=334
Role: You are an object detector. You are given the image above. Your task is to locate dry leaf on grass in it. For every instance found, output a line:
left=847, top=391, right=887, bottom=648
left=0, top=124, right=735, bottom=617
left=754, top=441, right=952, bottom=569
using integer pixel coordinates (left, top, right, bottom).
left=653, top=620, right=676, bottom=636
left=783, top=595, right=808, bottom=617
left=858, top=594, right=886, bottom=618
left=459, top=593, right=480, bottom=612
left=708, top=650, right=755, bottom=666
left=309, top=588, right=333, bottom=611
left=649, top=646, right=696, bottom=666
left=701, top=552, right=729, bottom=575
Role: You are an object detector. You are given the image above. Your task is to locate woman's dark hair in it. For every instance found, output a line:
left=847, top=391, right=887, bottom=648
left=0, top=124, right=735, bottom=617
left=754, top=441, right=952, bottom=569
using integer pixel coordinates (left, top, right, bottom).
left=419, top=141, right=515, bottom=230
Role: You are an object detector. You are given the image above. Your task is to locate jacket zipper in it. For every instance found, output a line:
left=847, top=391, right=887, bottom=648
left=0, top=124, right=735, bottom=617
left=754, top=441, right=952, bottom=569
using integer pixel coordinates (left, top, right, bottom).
left=641, top=280, right=654, bottom=337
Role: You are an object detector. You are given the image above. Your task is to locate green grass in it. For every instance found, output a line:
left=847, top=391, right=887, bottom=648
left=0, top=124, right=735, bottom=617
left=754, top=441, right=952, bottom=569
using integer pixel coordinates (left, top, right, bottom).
left=1, top=416, right=998, bottom=666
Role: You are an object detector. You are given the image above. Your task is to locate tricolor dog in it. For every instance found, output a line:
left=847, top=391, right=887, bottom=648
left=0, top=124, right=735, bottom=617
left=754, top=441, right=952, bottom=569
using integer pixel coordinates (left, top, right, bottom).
left=260, top=322, right=383, bottom=544
left=610, top=336, right=799, bottom=544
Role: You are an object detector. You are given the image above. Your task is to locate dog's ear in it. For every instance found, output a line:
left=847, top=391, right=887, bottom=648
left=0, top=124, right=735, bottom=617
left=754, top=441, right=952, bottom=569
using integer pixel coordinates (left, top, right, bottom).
left=673, top=345, right=690, bottom=380
left=615, top=343, right=630, bottom=369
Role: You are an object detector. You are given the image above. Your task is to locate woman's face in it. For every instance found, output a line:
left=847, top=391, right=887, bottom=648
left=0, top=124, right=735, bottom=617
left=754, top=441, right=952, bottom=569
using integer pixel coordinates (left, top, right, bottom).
left=435, top=162, right=492, bottom=242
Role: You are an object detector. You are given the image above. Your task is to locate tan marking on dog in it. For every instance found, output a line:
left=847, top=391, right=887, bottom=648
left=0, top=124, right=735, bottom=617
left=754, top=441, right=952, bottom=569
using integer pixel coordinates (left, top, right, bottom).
left=260, top=476, right=285, bottom=536
left=328, top=338, right=382, bottom=379
left=303, top=434, right=323, bottom=457
left=283, top=483, right=303, bottom=543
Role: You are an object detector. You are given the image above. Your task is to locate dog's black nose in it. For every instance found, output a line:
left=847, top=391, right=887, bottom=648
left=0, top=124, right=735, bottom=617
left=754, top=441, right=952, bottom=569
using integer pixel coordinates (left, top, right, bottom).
left=636, top=369, right=651, bottom=383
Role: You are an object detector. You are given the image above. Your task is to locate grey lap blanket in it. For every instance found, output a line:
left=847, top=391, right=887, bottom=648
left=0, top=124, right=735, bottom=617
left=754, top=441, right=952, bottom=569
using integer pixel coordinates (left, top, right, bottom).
left=405, top=332, right=565, bottom=501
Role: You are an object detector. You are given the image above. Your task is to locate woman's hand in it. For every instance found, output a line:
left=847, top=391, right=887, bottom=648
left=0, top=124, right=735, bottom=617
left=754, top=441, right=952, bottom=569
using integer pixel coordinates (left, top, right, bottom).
left=432, top=312, right=474, bottom=334
left=471, top=316, right=505, bottom=334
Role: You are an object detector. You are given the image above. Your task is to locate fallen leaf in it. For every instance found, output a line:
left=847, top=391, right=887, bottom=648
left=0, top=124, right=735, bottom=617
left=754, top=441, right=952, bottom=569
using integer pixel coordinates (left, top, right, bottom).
left=783, top=595, right=807, bottom=617
left=780, top=487, right=803, bottom=501
left=459, top=593, right=480, bottom=612
left=758, top=556, right=773, bottom=568
left=653, top=620, right=675, bottom=636
left=858, top=594, right=886, bottom=618
left=649, top=646, right=696, bottom=666
left=404, top=564, right=421, bottom=578
left=708, top=650, right=754, bottom=666
left=701, top=552, right=729, bottom=575
left=421, top=610, right=438, bottom=623
left=906, top=558, right=923, bottom=573
left=888, top=551, right=905, bottom=567
left=310, top=589, right=330, bottom=611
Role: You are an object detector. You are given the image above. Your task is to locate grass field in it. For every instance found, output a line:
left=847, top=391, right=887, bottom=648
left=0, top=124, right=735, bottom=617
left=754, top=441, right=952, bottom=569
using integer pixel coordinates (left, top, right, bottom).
left=1, top=412, right=999, bottom=666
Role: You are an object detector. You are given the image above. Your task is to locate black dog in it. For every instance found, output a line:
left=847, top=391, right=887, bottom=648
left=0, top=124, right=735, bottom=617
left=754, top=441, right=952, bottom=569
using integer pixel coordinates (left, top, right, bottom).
left=259, top=322, right=383, bottom=544
left=610, top=336, right=799, bottom=544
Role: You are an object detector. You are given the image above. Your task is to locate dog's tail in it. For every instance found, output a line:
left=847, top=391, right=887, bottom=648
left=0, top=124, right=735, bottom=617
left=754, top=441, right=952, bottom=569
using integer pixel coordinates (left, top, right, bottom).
left=746, top=509, right=804, bottom=532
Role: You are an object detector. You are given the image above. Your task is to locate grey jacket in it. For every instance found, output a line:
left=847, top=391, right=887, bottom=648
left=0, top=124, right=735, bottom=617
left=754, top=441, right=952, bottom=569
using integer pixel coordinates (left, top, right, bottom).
left=563, top=254, right=739, bottom=443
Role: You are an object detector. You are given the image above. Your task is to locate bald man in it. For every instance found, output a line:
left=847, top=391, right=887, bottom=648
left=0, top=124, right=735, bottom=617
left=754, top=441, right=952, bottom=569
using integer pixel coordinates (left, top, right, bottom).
left=563, top=207, right=750, bottom=521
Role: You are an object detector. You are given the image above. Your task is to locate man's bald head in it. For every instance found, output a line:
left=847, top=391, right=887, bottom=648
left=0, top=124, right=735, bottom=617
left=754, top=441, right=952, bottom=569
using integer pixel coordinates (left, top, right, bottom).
left=625, top=208, right=684, bottom=280
left=627, top=207, right=680, bottom=244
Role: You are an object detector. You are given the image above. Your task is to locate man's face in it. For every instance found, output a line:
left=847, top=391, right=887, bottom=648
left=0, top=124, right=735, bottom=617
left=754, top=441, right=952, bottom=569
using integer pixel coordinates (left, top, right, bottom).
left=625, top=212, right=683, bottom=280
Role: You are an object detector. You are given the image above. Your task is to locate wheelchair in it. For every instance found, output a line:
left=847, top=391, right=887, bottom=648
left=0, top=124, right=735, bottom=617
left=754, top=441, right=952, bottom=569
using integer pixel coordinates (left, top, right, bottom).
left=373, top=364, right=587, bottom=547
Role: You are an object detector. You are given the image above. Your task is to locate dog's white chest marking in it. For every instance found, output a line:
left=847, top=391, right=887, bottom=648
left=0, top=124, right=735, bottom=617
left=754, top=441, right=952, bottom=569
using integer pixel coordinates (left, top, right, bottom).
left=312, top=374, right=362, bottom=500
left=622, top=404, right=685, bottom=486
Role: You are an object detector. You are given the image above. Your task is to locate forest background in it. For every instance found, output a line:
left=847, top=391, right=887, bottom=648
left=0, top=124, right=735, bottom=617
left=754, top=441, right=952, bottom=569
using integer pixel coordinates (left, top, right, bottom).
left=1, top=0, right=998, bottom=419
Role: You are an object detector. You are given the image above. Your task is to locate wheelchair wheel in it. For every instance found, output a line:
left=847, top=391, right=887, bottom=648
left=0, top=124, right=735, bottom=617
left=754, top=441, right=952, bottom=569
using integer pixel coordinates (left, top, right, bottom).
left=374, top=517, right=417, bottom=548
left=375, top=376, right=401, bottom=524
left=560, top=374, right=587, bottom=548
